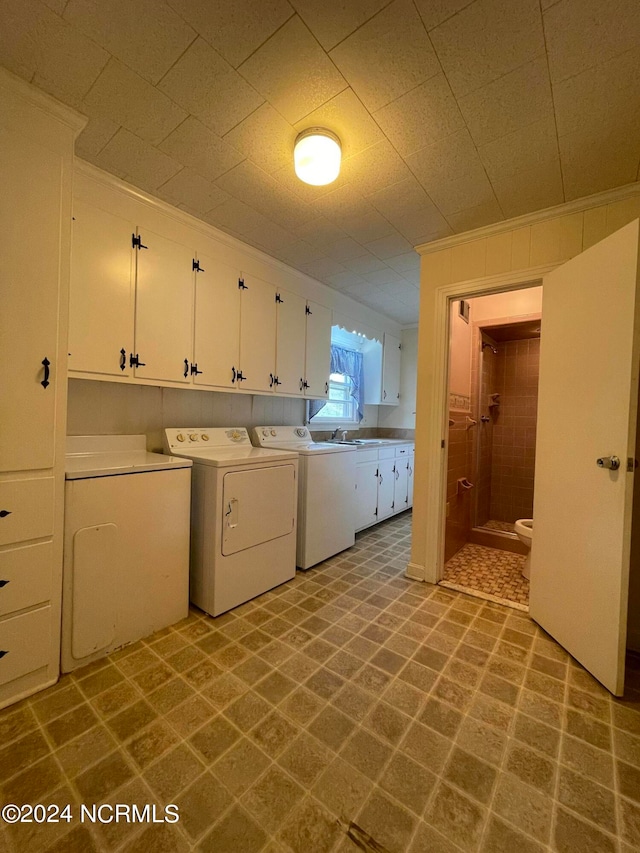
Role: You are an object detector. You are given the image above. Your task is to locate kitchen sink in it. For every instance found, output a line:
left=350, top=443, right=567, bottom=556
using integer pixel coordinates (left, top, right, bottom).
left=328, top=439, right=384, bottom=445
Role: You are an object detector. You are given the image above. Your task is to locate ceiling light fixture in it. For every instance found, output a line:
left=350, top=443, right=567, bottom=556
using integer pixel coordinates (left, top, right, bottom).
left=294, top=128, right=341, bottom=186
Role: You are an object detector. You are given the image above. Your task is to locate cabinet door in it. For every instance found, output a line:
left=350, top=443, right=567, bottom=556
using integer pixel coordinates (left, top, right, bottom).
left=239, top=274, right=276, bottom=393
left=407, top=454, right=414, bottom=508
left=275, top=290, right=306, bottom=395
left=193, top=256, right=240, bottom=388
left=355, top=461, right=379, bottom=530
left=134, top=228, right=194, bottom=384
left=0, top=129, right=61, bottom=472
left=69, top=202, right=134, bottom=377
left=394, top=460, right=409, bottom=512
left=377, top=458, right=396, bottom=519
left=381, top=332, right=401, bottom=405
left=304, top=301, right=331, bottom=399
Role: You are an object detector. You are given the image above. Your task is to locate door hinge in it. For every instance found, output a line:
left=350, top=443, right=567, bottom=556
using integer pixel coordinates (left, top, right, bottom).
left=275, top=293, right=283, bottom=303
left=132, top=234, right=147, bottom=250
left=441, top=439, right=445, bottom=449
left=392, top=501, right=395, bottom=509
left=192, top=259, right=205, bottom=272
left=305, top=305, right=312, bottom=315
left=375, top=469, right=379, bottom=477
left=238, top=278, right=247, bottom=289
left=628, top=458, right=638, bottom=472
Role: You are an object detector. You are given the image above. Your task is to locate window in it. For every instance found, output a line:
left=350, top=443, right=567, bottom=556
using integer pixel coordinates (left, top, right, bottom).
left=308, top=372, right=359, bottom=427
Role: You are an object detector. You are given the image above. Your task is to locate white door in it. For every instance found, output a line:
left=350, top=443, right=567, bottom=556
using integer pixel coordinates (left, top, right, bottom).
left=69, top=201, right=135, bottom=376
left=381, top=333, right=401, bottom=405
left=377, top=459, right=396, bottom=519
left=530, top=219, right=640, bottom=696
left=0, top=130, right=61, bottom=472
left=193, top=256, right=240, bottom=388
left=134, top=228, right=194, bottom=384
left=275, top=290, right=306, bottom=395
left=304, top=301, right=331, bottom=399
left=239, top=274, right=276, bottom=393
left=355, top=461, right=379, bottom=530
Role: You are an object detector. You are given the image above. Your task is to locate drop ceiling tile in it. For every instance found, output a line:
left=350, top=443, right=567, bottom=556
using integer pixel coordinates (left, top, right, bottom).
left=385, top=252, right=420, bottom=274
left=311, top=184, right=371, bottom=223
left=552, top=46, right=640, bottom=139
left=380, top=281, right=419, bottom=299
left=325, top=271, right=370, bottom=290
left=364, top=232, right=414, bottom=260
left=406, top=129, right=487, bottom=192
left=84, top=59, right=188, bottom=145
left=0, top=0, right=44, bottom=81
left=204, top=197, right=273, bottom=236
left=223, top=104, right=297, bottom=175
left=63, top=0, right=196, bottom=84
left=94, top=128, right=182, bottom=190
left=42, top=0, right=67, bottom=12
left=543, top=0, right=640, bottom=84
left=478, top=116, right=559, bottom=181
left=25, top=7, right=109, bottom=106
left=430, top=0, right=545, bottom=97
left=294, top=88, right=383, bottom=158
left=414, top=0, right=475, bottom=31
left=156, top=168, right=231, bottom=216
left=243, top=220, right=295, bottom=252
left=329, top=0, right=440, bottom=112
left=390, top=205, right=453, bottom=244
left=323, top=237, right=368, bottom=262
left=300, top=257, right=347, bottom=280
left=446, top=198, right=503, bottom=232
left=421, top=170, right=495, bottom=221
left=238, top=15, right=346, bottom=123
left=157, top=38, right=264, bottom=137
left=367, top=176, right=436, bottom=220
left=491, top=160, right=564, bottom=218
left=290, top=0, right=390, bottom=50
left=339, top=208, right=396, bottom=244
left=165, top=0, right=294, bottom=68
left=343, top=280, right=375, bottom=298
left=160, top=116, right=245, bottom=182
left=363, top=268, right=406, bottom=286
left=277, top=240, right=328, bottom=265
left=293, top=217, right=348, bottom=247
left=75, top=115, right=119, bottom=159
left=458, top=56, right=554, bottom=147
left=373, top=73, right=465, bottom=157
left=559, top=129, right=640, bottom=200
left=345, top=140, right=414, bottom=197
left=399, top=269, right=420, bottom=286
left=342, top=253, right=389, bottom=274
left=271, top=159, right=354, bottom=202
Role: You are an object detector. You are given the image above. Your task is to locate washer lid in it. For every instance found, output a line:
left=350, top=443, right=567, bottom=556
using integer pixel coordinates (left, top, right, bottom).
left=257, top=441, right=355, bottom=456
left=65, top=435, right=192, bottom=479
left=166, top=445, right=298, bottom=467
left=251, top=426, right=357, bottom=454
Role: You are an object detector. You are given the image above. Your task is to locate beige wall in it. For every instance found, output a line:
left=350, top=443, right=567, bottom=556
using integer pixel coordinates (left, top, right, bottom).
left=410, top=188, right=640, bottom=580
left=378, top=327, right=418, bottom=431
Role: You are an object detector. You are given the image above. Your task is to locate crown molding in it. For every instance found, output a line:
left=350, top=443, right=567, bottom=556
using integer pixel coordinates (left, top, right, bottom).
left=415, top=181, right=640, bottom=256
left=0, top=66, right=87, bottom=134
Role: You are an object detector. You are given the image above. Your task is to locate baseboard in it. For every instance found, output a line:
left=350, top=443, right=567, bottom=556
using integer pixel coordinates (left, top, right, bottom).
left=405, top=562, right=425, bottom=581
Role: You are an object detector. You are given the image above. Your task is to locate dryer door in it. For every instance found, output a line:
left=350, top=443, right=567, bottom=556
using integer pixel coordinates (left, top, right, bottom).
left=222, top=464, right=296, bottom=556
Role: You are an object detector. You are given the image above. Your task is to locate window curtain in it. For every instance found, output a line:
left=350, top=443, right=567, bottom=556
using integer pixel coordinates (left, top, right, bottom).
left=308, top=345, right=365, bottom=421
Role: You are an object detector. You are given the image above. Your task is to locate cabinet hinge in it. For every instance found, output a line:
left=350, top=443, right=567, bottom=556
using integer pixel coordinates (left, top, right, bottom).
left=398, top=343, right=402, bottom=350
left=628, top=458, right=638, bottom=472
left=192, top=259, right=205, bottom=272
left=305, top=305, right=312, bottom=315
left=132, top=234, right=147, bottom=250
left=375, top=469, right=379, bottom=477
left=392, top=502, right=395, bottom=509
left=238, top=278, right=247, bottom=289
left=441, top=440, right=445, bottom=449
left=374, top=508, right=378, bottom=517
left=275, top=293, right=283, bottom=303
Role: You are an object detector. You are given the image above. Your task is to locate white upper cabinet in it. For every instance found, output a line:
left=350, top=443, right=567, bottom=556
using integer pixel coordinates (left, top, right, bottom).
left=192, top=255, right=240, bottom=389
left=0, top=130, right=62, bottom=472
left=133, top=227, right=195, bottom=384
left=239, top=274, right=276, bottom=393
left=69, top=202, right=135, bottom=377
left=275, top=290, right=306, bottom=395
left=304, top=301, right=331, bottom=399
left=381, top=332, right=401, bottom=405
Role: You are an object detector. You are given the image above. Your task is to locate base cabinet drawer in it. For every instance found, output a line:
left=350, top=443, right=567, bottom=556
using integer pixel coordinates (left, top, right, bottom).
left=0, top=542, right=53, bottom=616
left=0, top=606, right=51, bottom=687
left=0, top=478, right=55, bottom=546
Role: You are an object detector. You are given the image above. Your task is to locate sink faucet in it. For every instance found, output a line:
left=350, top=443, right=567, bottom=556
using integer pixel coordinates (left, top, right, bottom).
left=341, top=430, right=348, bottom=441
left=330, top=428, right=339, bottom=439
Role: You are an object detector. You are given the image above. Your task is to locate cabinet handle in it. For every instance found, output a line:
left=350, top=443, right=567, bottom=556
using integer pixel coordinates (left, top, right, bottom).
left=269, top=373, right=274, bottom=388
left=299, top=378, right=304, bottom=392
left=325, top=381, right=328, bottom=394
left=383, top=389, right=387, bottom=400
left=231, top=366, right=236, bottom=383
left=191, top=362, right=203, bottom=376
left=183, top=359, right=189, bottom=378
left=130, top=353, right=146, bottom=368
left=379, top=474, right=383, bottom=484
left=0, top=580, right=9, bottom=587
left=132, top=234, right=147, bottom=250
left=395, top=469, right=399, bottom=480
left=119, top=348, right=126, bottom=371
left=0, top=510, right=11, bottom=518
left=0, top=650, right=8, bottom=660
left=41, top=357, right=50, bottom=389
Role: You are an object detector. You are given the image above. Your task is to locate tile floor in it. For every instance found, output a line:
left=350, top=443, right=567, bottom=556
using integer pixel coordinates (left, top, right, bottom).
left=1, top=513, right=639, bottom=852
left=483, top=520, right=516, bottom=535
left=442, top=543, right=530, bottom=609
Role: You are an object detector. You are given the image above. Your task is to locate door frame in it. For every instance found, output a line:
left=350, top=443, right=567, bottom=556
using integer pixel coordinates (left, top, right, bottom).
left=411, top=264, right=557, bottom=585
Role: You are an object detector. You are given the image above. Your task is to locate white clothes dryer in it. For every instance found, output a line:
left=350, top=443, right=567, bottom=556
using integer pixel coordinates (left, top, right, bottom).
left=163, top=427, right=298, bottom=616
left=251, top=426, right=357, bottom=570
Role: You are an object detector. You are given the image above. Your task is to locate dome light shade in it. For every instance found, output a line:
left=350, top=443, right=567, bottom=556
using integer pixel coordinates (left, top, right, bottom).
left=294, top=128, right=341, bottom=186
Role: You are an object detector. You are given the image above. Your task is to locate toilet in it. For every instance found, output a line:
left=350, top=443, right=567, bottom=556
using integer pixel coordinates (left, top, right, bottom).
left=514, top=519, right=533, bottom=579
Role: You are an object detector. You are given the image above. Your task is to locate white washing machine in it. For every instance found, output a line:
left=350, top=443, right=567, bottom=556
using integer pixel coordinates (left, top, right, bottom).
left=63, top=435, right=192, bottom=673
left=163, top=427, right=298, bottom=616
left=251, top=426, right=357, bottom=570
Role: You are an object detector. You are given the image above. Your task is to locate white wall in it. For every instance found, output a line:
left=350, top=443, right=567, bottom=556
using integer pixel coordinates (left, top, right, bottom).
left=471, top=287, right=543, bottom=322
left=378, top=327, right=418, bottom=430
left=449, top=304, right=473, bottom=399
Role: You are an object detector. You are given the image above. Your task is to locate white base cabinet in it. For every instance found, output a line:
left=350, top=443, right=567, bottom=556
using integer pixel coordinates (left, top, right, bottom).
left=355, top=443, right=415, bottom=532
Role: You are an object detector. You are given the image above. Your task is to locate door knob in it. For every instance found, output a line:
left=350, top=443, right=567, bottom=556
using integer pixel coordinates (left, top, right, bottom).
left=597, top=456, right=620, bottom=470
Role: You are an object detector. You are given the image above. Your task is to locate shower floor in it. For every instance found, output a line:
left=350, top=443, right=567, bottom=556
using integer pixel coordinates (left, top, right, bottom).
left=481, top=519, right=515, bottom=534
left=441, top=543, right=529, bottom=610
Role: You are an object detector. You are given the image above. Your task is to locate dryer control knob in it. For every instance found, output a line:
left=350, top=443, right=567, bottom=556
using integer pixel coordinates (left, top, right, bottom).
left=262, top=429, right=269, bottom=437
left=270, top=429, right=277, bottom=436
left=177, top=433, right=185, bottom=442
left=189, top=433, right=198, bottom=441
left=201, top=434, right=209, bottom=441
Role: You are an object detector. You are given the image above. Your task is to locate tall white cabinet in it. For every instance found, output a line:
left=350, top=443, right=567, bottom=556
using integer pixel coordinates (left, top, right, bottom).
left=0, top=70, right=84, bottom=709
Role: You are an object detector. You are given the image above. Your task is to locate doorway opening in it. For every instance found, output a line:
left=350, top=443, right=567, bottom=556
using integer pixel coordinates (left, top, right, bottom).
left=439, top=288, right=542, bottom=610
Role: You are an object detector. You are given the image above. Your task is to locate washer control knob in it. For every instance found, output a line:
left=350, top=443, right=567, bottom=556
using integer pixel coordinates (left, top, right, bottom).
left=176, top=433, right=185, bottom=442
left=270, top=429, right=277, bottom=436
left=201, top=434, right=209, bottom=441
left=262, top=429, right=269, bottom=437
left=189, top=433, right=198, bottom=441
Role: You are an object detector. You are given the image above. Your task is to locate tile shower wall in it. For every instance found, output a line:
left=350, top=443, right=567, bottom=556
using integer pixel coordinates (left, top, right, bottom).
left=490, top=338, right=540, bottom=523
left=67, top=379, right=307, bottom=450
